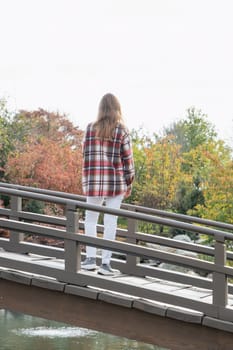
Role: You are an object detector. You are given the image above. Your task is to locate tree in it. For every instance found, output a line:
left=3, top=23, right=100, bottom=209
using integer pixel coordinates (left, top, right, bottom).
left=187, top=140, right=233, bottom=224
left=128, top=128, right=154, bottom=204
left=4, top=109, right=84, bottom=194
left=0, top=98, right=15, bottom=179
left=164, top=106, right=217, bottom=153
left=6, top=138, right=83, bottom=193
left=131, top=132, right=182, bottom=210
left=11, top=108, right=83, bottom=149
left=163, top=107, right=218, bottom=218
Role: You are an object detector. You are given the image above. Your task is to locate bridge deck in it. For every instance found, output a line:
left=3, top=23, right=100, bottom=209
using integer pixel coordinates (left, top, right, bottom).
left=1, top=249, right=233, bottom=337
left=0, top=250, right=214, bottom=302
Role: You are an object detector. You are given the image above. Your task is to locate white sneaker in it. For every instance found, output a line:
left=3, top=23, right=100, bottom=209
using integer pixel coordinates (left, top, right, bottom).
left=98, top=264, right=115, bottom=276
left=81, top=257, right=96, bottom=270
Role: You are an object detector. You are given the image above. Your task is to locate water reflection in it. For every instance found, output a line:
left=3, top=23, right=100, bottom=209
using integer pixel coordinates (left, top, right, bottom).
left=0, top=310, right=170, bottom=350
left=12, top=326, right=95, bottom=338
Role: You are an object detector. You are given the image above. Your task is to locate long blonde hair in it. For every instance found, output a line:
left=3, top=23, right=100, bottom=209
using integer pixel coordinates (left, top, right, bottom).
left=93, top=93, right=125, bottom=139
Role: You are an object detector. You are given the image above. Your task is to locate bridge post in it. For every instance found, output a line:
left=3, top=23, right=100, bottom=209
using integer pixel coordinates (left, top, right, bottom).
left=64, top=204, right=80, bottom=273
left=9, top=195, right=24, bottom=249
left=212, top=235, right=228, bottom=307
left=124, top=210, right=139, bottom=273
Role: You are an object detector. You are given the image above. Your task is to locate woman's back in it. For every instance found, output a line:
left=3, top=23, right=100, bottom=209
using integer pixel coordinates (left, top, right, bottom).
left=82, top=122, right=134, bottom=197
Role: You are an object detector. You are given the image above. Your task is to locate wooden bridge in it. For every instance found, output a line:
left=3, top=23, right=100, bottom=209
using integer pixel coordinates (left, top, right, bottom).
left=1, top=182, right=233, bottom=350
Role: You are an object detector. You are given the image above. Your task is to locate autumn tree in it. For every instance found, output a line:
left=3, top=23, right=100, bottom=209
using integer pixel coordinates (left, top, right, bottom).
left=6, top=138, right=83, bottom=193
left=4, top=109, right=84, bottom=194
left=141, top=135, right=182, bottom=210
left=10, top=108, right=83, bottom=149
left=133, top=130, right=181, bottom=209
left=187, top=140, right=233, bottom=224
left=128, top=128, right=153, bottom=204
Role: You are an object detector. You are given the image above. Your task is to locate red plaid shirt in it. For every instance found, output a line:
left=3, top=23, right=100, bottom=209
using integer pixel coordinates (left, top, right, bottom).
left=82, top=123, right=135, bottom=197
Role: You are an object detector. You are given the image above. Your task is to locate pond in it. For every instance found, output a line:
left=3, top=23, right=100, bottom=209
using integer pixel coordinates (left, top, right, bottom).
left=0, top=310, right=170, bottom=350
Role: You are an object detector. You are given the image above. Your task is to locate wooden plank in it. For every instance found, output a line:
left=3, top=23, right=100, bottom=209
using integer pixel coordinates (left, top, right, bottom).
left=145, top=280, right=192, bottom=293
left=203, top=316, right=233, bottom=333
left=0, top=270, right=32, bottom=285
left=65, top=284, right=99, bottom=300
left=166, top=285, right=212, bottom=301
left=31, top=277, right=66, bottom=291
left=133, top=299, right=167, bottom=316
left=166, top=306, right=203, bottom=324
left=98, top=291, right=134, bottom=308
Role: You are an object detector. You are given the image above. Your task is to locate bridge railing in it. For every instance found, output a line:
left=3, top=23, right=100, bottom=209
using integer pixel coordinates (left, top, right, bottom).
left=1, top=183, right=233, bottom=322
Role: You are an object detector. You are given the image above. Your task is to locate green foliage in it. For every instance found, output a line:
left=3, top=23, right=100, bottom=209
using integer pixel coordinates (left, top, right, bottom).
left=187, top=141, right=233, bottom=224
left=164, top=106, right=217, bottom=153
left=0, top=195, right=10, bottom=207
left=128, top=108, right=233, bottom=242
left=131, top=131, right=183, bottom=210
left=137, top=221, right=170, bottom=236
left=23, top=200, right=45, bottom=214
left=0, top=98, right=15, bottom=178
left=174, top=177, right=205, bottom=215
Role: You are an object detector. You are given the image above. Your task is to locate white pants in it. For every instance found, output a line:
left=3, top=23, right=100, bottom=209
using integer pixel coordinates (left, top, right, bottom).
left=84, top=194, right=124, bottom=265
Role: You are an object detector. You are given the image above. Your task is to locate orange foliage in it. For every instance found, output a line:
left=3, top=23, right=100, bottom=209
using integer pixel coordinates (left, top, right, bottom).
left=5, top=109, right=84, bottom=194
left=6, top=138, right=83, bottom=194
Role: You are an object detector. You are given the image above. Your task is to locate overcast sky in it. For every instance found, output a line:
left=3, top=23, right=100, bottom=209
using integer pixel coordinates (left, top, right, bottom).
left=1, top=0, right=233, bottom=145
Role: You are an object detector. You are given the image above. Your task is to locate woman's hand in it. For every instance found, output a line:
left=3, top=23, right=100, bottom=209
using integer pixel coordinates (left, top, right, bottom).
left=124, top=185, right=132, bottom=199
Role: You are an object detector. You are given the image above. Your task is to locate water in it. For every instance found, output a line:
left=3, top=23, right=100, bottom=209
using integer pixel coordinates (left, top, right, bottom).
left=0, top=310, right=170, bottom=350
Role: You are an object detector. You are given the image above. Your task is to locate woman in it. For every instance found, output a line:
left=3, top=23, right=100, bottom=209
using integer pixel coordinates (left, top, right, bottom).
left=82, top=93, right=135, bottom=276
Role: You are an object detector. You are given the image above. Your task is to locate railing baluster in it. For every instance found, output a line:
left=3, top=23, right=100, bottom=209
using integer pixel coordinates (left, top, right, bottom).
left=124, top=209, right=139, bottom=274
left=64, top=204, right=80, bottom=273
left=9, top=195, right=24, bottom=251
left=212, top=235, right=228, bottom=308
